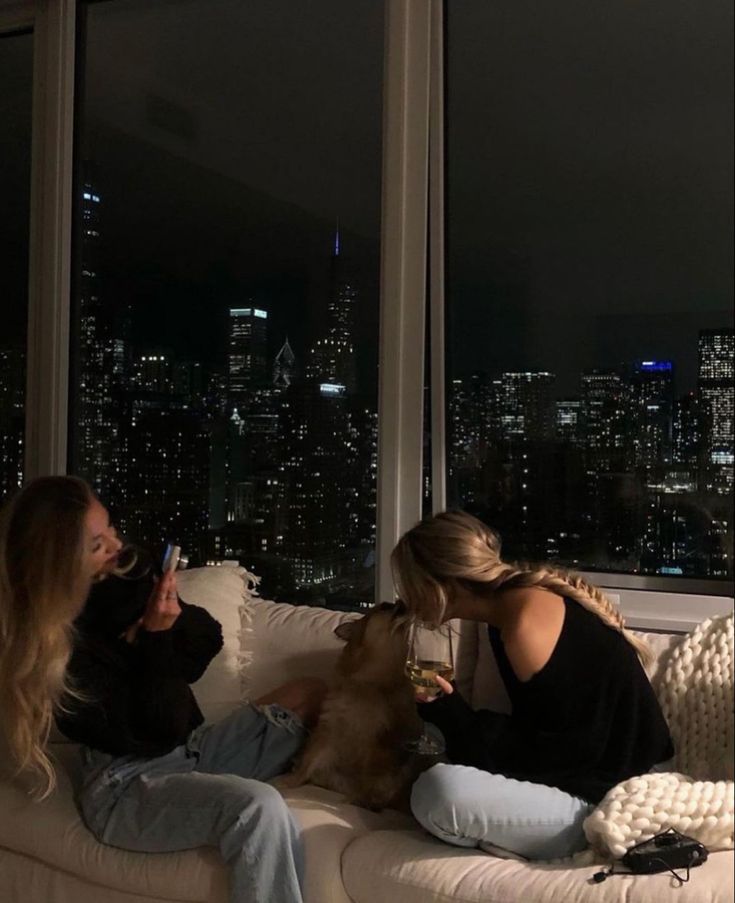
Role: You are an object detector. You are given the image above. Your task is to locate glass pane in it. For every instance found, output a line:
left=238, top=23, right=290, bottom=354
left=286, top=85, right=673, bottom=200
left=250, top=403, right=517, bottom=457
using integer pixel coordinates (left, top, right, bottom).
left=445, top=0, right=734, bottom=581
left=72, top=0, right=383, bottom=608
left=0, top=30, right=33, bottom=502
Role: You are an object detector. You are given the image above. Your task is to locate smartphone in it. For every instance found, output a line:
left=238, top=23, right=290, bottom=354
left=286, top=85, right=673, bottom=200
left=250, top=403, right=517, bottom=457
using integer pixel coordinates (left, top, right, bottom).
left=161, top=543, right=182, bottom=573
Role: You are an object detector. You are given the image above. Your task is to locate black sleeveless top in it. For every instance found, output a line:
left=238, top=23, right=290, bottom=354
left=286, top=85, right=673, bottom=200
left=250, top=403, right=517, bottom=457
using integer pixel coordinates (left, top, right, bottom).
left=418, top=598, right=674, bottom=803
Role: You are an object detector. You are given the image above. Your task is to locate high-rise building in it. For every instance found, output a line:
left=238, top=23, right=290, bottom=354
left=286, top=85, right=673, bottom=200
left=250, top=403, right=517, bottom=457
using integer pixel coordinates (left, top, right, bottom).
left=672, top=391, right=700, bottom=467
left=0, top=346, right=25, bottom=497
left=273, top=338, right=296, bottom=388
left=629, top=360, right=674, bottom=470
left=556, top=399, right=583, bottom=446
left=132, top=349, right=174, bottom=393
left=228, top=307, right=269, bottom=399
left=306, top=229, right=357, bottom=393
left=580, top=369, right=627, bottom=471
left=498, top=371, right=555, bottom=442
left=698, top=329, right=734, bottom=493
left=74, top=177, right=123, bottom=497
left=117, top=394, right=210, bottom=559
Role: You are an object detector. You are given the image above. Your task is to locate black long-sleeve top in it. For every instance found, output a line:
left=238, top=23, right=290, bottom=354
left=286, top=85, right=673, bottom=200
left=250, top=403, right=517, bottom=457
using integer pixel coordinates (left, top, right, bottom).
left=56, top=557, right=223, bottom=758
left=419, top=598, right=674, bottom=804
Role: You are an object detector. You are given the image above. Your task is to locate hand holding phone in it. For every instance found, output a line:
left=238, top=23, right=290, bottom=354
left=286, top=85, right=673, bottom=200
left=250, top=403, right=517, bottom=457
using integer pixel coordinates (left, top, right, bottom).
left=142, top=570, right=181, bottom=632
left=162, top=543, right=182, bottom=573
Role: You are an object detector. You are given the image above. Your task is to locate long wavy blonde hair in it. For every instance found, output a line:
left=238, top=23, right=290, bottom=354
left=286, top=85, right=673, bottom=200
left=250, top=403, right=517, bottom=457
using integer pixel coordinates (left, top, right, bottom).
left=391, top=510, right=652, bottom=668
left=0, top=476, right=94, bottom=798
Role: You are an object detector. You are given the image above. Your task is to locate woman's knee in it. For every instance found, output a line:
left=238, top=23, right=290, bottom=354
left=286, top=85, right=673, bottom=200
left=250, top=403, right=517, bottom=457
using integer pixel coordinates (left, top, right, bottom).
left=410, top=764, right=591, bottom=860
left=217, top=776, right=291, bottom=826
left=410, top=764, right=479, bottom=847
left=410, top=766, right=462, bottom=825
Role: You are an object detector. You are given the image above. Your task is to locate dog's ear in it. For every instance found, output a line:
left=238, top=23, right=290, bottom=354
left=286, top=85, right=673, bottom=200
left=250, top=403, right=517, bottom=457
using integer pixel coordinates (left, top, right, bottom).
left=334, top=619, right=359, bottom=642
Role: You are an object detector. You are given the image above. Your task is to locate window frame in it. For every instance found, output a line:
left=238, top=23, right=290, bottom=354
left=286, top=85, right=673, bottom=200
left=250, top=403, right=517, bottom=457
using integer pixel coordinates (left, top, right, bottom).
left=6, top=0, right=732, bottom=627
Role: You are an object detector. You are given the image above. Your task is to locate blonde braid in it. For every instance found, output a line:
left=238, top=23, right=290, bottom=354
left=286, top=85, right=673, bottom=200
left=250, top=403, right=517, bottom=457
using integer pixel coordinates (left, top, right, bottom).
left=392, top=509, right=652, bottom=668
left=485, top=562, right=653, bottom=668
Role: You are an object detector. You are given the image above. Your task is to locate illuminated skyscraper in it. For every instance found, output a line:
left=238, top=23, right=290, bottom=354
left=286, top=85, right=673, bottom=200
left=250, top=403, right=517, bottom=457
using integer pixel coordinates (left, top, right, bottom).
left=273, top=338, right=296, bottom=388
left=630, top=360, right=674, bottom=470
left=228, top=306, right=268, bottom=399
left=698, top=330, right=734, bottom=455
left=499, top=371, right=555, bottom=442
left=306, top=228, right=357, bottom=393
left=580, top=369, right=627, bottom=471
left=0, top=346, right=25, bottom=495
left=698, top=329, right=734, bottom=493
left=555, top=399, right=582, bottom=446
left=74, top=177, right=123, bottom=497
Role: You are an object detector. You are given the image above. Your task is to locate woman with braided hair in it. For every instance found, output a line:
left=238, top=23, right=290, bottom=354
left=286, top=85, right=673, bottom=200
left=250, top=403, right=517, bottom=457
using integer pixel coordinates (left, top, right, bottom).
left=393, top=510, right=673, bottom=861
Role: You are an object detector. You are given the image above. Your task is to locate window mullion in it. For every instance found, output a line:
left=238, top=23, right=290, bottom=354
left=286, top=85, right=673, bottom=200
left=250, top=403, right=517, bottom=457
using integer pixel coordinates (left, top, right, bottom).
left=428, top=0, right=446, bottom=515
left=376, top=0, right=432, bottom=603
left=25, top=0, right=76, bottom=479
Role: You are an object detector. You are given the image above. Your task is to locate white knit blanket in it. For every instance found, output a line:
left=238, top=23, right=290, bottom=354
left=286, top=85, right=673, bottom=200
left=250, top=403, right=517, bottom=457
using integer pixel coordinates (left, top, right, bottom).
left=584, top=613, right=734, bottom=858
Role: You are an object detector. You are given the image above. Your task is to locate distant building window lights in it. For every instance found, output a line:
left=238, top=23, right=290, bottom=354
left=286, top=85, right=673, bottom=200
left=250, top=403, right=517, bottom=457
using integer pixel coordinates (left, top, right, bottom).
left=230, top=308, right=267, bottom=319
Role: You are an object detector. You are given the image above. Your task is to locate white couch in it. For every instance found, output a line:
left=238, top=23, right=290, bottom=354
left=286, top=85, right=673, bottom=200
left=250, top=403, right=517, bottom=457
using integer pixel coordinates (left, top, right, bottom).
left=1, top=565, right=732, bottom=903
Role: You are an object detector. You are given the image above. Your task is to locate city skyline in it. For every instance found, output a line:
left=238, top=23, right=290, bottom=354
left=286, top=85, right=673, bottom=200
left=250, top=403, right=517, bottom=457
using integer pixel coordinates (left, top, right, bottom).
left=66, top=174, right=735, bottom=598
left=1, top=169, right=733, bottom=605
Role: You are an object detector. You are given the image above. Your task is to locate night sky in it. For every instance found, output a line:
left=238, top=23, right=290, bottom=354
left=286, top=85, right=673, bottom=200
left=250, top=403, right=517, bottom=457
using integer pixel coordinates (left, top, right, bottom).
left=2, top=0, right=733, bottom=396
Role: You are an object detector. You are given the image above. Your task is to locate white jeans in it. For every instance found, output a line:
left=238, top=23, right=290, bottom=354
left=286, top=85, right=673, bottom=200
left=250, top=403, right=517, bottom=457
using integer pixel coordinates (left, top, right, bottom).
left=411, top=762, right=594, bottom=861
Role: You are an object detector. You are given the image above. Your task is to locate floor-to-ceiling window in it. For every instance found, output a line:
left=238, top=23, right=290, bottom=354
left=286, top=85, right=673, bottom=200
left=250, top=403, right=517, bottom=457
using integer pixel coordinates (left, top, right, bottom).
left=69, top=0, right=383, bottom=608
left=4, top=0, right=732, bottom=621
left=0, top=28, right=33, bottom=501
left=444, top=0, right=734, bottom=586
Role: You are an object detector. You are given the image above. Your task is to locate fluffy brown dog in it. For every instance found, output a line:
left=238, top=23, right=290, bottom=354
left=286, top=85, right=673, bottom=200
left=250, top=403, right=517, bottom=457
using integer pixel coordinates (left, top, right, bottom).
left=278, top=602, right=434, bottom=810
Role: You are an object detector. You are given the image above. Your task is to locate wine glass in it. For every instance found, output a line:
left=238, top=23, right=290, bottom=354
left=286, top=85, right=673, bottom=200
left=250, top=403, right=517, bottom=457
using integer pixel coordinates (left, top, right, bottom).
left=404, top=619, right=454, bottom=755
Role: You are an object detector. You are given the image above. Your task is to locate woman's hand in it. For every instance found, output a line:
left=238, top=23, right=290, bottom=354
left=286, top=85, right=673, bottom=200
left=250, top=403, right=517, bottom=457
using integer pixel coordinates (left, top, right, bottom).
left=141, top=570, right=181, bottom=632
left=415, top=674, right=454, bottom=703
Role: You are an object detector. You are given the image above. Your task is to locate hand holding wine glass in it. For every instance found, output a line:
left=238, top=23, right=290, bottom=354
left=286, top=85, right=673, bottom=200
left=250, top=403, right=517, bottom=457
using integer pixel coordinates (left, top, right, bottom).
left=404, top=619, right=454, bottom=754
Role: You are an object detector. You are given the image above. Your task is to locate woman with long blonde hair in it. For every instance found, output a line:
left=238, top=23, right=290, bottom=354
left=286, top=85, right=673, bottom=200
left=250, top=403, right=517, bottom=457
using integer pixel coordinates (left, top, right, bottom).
left=0, top=476, right=323, bottom=903
left=0, top=476, right=94, bottom=797
left=392, top=510, right=673, bottom=861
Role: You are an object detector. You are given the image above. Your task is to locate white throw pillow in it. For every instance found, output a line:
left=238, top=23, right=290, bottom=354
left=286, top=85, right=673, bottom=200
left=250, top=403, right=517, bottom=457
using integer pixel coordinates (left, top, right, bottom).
left=177, top=564, right=257, bottom=723
left=245, top=598, right=360, bottom=700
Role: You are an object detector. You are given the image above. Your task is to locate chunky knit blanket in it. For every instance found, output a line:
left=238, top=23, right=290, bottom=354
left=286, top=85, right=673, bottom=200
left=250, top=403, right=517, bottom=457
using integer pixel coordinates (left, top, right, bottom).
left=584, top=613, right=734, bottom=858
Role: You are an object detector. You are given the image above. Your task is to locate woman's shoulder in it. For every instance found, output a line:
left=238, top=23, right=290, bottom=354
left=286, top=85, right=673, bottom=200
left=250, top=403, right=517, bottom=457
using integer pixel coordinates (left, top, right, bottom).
left=498, top=587, right=566, bottom=628
left=497, top=589, right=566, bottom=682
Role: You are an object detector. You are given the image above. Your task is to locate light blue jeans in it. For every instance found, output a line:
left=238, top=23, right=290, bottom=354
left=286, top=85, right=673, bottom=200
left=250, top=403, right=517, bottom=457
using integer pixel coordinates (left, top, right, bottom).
left=77, top=704, right=307, bottom=903
left=411, top=762, right=593, bottom=861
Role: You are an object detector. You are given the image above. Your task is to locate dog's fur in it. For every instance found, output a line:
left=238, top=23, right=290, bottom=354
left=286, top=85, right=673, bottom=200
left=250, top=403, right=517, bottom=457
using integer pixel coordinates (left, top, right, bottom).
left=278, top=603, right=435, bottom=810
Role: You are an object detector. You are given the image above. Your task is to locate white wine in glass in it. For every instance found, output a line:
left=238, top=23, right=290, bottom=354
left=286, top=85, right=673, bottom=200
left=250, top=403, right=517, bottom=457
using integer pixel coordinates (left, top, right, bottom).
left=404, top=620, right=454, bottom=754
left=405, top=660, right=455, bottom=701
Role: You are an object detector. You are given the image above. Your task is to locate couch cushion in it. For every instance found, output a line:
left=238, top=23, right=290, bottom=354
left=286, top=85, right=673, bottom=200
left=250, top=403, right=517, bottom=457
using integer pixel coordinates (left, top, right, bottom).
left=246, top=598, right=360, bottom=699
left=341, top=828, right=735, bottom=903
left=0, top=742, right=413, bottom=903
left=280, top=785, right=414, bottom=903
left=0, top=745, right=229, bottom=903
